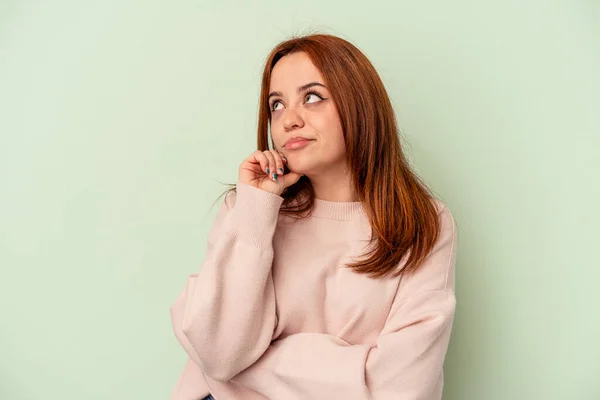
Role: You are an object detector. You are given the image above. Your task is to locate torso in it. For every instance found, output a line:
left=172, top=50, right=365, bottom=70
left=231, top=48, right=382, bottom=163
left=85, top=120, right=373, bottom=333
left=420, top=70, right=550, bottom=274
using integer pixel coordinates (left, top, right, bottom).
left=271, top=212, right=402, bottom=345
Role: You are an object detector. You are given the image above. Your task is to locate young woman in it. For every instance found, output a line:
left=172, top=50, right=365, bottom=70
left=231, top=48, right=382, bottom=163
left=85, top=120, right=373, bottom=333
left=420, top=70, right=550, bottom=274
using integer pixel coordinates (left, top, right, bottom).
left=170, top=33, right=457, bottom=400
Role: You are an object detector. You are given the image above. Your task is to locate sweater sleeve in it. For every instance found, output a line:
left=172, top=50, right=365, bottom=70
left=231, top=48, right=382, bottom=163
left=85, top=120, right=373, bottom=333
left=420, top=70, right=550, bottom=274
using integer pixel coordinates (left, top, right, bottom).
left=169, top=183, right=284, bottom=381
left=230, top=204, right=457, bottom=400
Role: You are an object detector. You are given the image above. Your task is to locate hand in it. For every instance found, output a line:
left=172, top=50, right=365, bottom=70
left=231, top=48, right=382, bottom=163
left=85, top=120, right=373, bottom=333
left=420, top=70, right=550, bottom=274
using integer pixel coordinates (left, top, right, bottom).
left=238, top=150, right=303, bottom=195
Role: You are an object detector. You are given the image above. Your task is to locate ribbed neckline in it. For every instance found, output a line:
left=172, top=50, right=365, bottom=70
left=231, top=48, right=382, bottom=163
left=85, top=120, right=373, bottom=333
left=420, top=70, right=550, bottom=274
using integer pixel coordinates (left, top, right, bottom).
left=310, top=198, right=366, bottom=221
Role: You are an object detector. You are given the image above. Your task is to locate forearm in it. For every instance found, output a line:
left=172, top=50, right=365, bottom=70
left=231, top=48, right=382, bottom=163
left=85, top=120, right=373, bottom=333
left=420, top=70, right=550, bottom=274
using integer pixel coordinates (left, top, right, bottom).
left=171, top=184, right=284, bottom=380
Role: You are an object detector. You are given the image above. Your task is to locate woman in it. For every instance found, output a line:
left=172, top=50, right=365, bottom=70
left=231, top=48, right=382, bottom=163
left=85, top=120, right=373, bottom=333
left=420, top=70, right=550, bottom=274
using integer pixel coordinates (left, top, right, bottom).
left=170, top=33, right=457, bottom=400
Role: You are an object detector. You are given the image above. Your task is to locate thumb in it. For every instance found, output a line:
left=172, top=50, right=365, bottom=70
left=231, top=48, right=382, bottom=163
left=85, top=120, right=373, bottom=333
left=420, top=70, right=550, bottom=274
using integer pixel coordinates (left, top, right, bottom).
left=281, top=172, right=303, bottom=189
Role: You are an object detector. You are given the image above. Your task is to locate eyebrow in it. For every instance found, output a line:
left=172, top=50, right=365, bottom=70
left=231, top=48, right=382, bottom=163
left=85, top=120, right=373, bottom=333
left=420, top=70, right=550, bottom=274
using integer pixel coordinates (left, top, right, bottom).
left=268, top=82, right=327, bottom=101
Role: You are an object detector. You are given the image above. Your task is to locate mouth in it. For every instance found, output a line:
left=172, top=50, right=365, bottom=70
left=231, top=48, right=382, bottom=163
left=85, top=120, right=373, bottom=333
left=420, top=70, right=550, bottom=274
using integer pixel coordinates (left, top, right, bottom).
left=283, top=136, right=315, bottom=150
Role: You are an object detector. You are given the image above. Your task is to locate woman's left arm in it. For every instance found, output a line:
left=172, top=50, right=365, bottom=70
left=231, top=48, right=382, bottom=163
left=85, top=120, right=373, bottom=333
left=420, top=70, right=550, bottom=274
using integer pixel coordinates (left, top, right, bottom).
left=232, top=205, right=457, bottom=400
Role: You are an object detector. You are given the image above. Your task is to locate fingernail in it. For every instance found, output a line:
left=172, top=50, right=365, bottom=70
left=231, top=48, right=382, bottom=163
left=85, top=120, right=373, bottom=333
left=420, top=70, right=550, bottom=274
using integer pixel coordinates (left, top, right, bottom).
left=282, top=157, right=288, bottom=163
left=272, top=173, right=277, bottom=181
left=277, top=168, right=284, bottom=175
left=266, top=168, right=270, bottom=174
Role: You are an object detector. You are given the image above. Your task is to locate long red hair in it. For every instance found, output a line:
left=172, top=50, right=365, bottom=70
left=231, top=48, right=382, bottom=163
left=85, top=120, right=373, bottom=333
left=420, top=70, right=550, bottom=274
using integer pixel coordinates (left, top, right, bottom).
left=252, top=33, right=441, bottom=278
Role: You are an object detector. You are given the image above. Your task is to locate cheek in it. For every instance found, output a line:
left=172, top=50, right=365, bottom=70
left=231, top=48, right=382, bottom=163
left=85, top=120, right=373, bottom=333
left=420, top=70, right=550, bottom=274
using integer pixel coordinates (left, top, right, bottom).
left=269, top=126, right=285, bottom=149
left=319, top=113, right=345, bottom=148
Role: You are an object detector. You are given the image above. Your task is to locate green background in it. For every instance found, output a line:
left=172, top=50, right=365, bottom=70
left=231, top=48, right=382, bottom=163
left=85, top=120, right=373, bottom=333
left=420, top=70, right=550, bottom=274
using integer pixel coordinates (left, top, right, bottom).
left=1, top=1, right=599, bottom=399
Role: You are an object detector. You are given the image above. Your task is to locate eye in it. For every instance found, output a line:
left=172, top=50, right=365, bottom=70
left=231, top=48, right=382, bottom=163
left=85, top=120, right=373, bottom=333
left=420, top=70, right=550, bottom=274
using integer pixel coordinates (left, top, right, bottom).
left=305, top=91, right=325, bottom=104
left=270, top=91, right=327, bottom=112
left=270, top=101, right=283, bottom=112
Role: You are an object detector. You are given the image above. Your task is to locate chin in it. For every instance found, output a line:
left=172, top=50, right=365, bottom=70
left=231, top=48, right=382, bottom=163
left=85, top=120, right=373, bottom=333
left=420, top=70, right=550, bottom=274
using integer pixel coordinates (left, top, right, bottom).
left=287, top=158, right=319, bottom=176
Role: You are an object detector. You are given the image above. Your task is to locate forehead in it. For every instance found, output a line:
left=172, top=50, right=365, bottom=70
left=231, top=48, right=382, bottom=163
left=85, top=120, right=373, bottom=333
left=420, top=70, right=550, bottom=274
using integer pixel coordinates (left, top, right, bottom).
left=269, top=52, right=325, bottom=92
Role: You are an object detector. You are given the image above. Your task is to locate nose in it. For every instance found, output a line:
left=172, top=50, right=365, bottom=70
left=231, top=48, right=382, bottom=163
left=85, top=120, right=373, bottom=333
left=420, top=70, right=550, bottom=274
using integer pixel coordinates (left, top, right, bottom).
left=283, top=106, right=305, bottom=131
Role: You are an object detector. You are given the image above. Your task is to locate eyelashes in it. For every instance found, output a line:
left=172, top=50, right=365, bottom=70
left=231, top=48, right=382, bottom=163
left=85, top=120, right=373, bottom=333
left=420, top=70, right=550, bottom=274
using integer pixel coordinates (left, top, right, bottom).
left=269, top=90, right=327, bottom=112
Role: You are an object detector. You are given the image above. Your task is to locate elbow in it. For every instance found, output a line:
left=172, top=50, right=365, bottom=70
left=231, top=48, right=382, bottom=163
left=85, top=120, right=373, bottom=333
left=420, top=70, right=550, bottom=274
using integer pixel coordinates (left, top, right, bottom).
left=176, top=292, right=277, bottom=382
left=187, top=346, right=245, bottom=382
left=180, top=323, right=251, bottom=382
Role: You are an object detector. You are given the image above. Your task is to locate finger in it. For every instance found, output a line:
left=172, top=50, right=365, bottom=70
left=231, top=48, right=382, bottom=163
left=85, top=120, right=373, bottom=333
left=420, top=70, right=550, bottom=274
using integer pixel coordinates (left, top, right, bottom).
left=278, top=152, right=288, bottom=173
left=275, top=150, right=288, bottom=164
left=270, top=150, right=285, bottom=176
left=245, top=150, right=269, bottom=175
left=281, top=171, right=303, bottom=188
left=263, top=151, right=277, bottom=181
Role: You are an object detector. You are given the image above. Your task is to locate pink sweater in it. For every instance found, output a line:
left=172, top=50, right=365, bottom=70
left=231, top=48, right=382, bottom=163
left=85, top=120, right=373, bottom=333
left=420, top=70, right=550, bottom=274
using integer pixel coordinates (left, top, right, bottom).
left=170, top=183, right=457, bottom=400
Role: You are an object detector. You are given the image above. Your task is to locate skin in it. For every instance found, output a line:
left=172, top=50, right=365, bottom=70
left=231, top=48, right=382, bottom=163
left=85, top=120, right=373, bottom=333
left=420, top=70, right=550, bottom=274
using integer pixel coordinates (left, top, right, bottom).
left=238, top=52, right=357, bottom=202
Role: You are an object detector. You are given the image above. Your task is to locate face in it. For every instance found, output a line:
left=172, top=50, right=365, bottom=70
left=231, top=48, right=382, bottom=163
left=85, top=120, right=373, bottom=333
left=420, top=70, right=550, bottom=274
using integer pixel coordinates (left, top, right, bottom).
left=268, top=52, right=346, bottom=176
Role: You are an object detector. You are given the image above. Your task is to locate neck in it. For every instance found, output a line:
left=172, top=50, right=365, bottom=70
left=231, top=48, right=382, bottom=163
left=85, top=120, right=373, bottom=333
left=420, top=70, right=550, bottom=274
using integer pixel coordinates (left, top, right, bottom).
left=307, top=165, right=358, bottom=202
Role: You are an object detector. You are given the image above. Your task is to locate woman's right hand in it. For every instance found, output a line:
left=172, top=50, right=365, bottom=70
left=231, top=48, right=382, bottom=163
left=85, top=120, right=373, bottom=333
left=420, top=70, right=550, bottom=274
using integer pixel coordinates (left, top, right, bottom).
left=238, top=150, right=303, bottom=196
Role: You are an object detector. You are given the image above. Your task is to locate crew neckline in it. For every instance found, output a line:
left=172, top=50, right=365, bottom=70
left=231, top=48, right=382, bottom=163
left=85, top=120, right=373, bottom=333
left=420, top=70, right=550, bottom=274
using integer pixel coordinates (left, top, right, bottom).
left=310, top=197, right=366, bottom=220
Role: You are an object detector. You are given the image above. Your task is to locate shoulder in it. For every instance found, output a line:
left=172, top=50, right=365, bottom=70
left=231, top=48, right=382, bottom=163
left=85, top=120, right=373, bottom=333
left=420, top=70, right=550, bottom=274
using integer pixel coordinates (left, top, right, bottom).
left=432, top=198, right=453, bottom=218
left=431, top=198, right=456, bottom=246
left=431, top=198, right=457, bottom=264
left=422, top=198, right=456, bottom=250
left=222, top=188, right=237, bottom=209
left=395, top=198, right=457, bottom=296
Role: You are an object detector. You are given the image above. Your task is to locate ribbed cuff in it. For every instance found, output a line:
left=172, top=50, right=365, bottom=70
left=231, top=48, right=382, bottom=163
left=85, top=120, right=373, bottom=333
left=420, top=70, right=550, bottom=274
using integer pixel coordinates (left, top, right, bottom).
left=229, top=183, right=284, bottom=248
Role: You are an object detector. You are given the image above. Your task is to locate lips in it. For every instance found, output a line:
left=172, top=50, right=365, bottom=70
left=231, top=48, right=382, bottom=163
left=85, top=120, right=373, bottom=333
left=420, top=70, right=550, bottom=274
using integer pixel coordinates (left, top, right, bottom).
left=283, top=136, right=314, bottom=150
